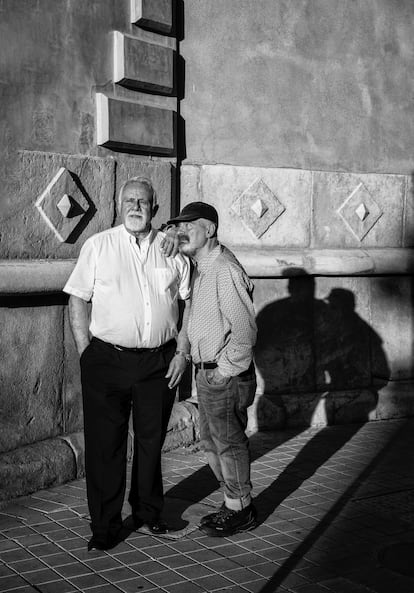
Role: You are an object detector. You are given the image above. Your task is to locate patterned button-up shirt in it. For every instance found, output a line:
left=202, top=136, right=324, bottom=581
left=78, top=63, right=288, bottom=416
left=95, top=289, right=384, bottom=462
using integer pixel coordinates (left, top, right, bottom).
left=186, top=244, right=257, bottom=377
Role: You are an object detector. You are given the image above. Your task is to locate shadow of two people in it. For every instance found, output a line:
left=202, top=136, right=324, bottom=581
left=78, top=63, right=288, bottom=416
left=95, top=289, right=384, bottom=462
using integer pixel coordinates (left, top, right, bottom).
left=254, top=267, right=390, bottom=429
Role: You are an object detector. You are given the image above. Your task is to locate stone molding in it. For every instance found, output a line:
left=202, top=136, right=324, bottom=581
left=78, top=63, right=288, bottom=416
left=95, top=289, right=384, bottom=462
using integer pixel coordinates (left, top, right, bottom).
left=232, top=247, right=414, bottom=277
left=130, top=0, right=173, bottom=34
left=96, top=93, right=175, bottom=155
left=113, top=31, right=175, bottom=95
left=1, top=249, right=413, bottom=294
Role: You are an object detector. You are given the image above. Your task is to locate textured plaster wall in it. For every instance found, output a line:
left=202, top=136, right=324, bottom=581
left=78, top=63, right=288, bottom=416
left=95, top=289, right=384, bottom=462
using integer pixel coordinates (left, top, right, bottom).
left=181, top=0, right=414, bottom=174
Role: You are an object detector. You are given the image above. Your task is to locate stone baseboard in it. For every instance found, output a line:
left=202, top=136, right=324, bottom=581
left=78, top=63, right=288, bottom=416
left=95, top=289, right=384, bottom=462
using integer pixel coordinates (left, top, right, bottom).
left=0, top=401, right=200, bottom=506
left=248, top=381, right=414, bottom=432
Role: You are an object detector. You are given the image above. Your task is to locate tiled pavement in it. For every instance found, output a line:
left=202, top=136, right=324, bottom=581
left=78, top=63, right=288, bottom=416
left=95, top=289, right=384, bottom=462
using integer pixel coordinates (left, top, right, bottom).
left=1, top=418, right=414, bottom=593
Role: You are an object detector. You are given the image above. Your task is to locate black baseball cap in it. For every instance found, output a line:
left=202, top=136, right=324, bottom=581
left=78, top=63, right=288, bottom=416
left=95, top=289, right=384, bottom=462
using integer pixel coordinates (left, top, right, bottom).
left=168, top=202, right=218, bottom=226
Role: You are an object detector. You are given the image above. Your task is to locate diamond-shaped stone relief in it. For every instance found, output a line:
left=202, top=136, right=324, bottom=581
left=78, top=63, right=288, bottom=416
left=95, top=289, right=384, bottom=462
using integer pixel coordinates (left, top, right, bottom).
left=336, top=182, right=383, bottom=242
left=35, top=167, right=91, bottom=242
left=231, top=178, right=285, bottom=239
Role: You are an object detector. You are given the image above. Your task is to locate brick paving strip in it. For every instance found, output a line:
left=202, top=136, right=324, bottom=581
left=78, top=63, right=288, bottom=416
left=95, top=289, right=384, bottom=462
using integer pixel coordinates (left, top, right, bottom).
left=1, top=419, right=414, bottom=593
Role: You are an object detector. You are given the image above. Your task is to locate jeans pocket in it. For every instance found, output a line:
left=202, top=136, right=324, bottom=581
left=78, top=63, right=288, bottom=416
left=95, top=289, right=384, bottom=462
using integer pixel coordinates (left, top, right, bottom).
left=203, top=369, right=232, bottom=389
left=237, top=374, right=256, bottom=411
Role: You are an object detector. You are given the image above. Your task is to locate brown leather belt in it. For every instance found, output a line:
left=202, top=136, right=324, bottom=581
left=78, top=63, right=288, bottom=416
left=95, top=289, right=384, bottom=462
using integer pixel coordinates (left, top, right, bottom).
left=195, top=361, right=254, bottom=377
left=194, top=361, right=217, bottom=370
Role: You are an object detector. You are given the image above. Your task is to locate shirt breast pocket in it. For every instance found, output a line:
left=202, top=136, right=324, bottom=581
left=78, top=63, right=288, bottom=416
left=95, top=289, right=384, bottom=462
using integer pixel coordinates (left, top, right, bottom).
left=154, top=268, right=177, bottom=296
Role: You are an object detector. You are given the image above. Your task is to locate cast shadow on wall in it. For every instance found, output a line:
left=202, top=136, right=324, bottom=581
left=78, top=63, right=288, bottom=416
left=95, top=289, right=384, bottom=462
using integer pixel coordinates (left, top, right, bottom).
left=254, top=268, right=390, bottom=430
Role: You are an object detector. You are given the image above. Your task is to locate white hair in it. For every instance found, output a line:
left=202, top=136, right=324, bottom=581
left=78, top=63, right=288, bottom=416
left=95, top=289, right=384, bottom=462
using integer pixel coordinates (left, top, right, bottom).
left=117, top=176, right=157, bottom=208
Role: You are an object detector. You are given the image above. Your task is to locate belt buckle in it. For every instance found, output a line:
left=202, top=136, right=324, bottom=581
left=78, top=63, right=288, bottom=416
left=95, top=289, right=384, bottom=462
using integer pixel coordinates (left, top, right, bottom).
left=114, top=344, right=123, bottom=351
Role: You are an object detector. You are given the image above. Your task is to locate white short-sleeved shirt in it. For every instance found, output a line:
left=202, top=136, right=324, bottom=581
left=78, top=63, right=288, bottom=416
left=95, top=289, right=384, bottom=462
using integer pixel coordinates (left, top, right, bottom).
left=63, top=225, right=191, bottom=348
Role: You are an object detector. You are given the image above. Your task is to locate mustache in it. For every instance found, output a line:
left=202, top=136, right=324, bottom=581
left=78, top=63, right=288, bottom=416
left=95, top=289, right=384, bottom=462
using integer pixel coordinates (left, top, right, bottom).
left=178, top=234, right=190, bottom=242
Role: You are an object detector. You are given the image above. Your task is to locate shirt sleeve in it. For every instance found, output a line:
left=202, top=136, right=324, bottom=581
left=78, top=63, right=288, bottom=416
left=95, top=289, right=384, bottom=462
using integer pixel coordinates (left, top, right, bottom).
left=175, top=253, right=191, bottom=300
left=216, top=264, right=257, bottom=376
left=63, top=237, right=97, bottom=302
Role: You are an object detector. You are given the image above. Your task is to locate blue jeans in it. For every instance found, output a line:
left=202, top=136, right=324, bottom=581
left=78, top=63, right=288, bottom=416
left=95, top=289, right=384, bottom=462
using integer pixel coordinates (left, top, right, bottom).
left=196, top=366, right=256, bottom=506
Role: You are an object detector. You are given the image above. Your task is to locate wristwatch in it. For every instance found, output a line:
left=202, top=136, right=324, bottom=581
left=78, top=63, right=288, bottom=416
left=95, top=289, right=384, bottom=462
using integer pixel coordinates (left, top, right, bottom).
left=175, top=350, right=192, bottom=364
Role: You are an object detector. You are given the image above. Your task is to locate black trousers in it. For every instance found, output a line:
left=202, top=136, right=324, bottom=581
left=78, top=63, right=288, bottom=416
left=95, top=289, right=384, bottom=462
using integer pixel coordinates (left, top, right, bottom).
left=80, top=337, right=176, bottom=539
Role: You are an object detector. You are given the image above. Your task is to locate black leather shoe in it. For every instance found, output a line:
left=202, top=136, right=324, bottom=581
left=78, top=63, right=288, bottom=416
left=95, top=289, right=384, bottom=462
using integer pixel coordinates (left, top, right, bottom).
left=147, top=519, right=168, bottom=534
left=87, top=534, right=120, bottom=551
left=132, top=513, right=168, bottom=534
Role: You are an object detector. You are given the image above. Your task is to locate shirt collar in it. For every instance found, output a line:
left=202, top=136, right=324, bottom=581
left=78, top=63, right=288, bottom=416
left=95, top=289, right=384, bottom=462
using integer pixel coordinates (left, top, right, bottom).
left=196, top=244, right=221, bottom=274
left=122, top=224, right=155, bottom=246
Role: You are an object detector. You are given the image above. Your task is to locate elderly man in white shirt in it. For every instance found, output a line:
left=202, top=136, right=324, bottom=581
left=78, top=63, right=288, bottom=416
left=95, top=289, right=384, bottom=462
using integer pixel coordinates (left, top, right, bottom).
left=64, top=177, right=191, bottom=551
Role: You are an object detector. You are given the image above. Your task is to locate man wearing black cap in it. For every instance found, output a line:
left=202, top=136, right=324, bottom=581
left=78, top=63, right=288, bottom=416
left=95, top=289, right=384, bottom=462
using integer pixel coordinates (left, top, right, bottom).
left=168, top=202, right=258, bottom=537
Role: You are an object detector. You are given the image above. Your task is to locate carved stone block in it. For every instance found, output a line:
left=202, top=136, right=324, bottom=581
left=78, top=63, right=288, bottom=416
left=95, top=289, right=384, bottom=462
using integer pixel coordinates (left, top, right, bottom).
left=313, top=171, right=405, bottom=247
left=96, top=93, right=175, bottom=155
left=130, top=0, right=173, bottom=34
left=114, top=31, right=174, bottom=95
left=180, top=164, right=311, bottom=247
left=35, top=167, right=92, bottom=243
left=0, top=151, right=115, bottom=259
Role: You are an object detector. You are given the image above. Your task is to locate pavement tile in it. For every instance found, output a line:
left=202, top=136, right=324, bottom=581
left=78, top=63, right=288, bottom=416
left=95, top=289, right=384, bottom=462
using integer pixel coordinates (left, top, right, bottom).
left=0, top=574, right=30, bottom=591
left=158, top=553, right=195, bottom=569
left=250, top=561, right=283, bottom=578
left=238, top=537, right=276, bottom=553
left=257, top=546, right=292, bottom=562
left=202, top=556, right=241, bottom=572
left=162, top=582, right=205, bottom=593
left=83, top=586, right=126, bottom=593
left=241, top=577, right=281, bottom=592
left=0, top=549, right=32, bottom=563
left=26, top=542, right=63, bottom=557
left=28, top=521, right=64, bottom=534
left=192, top=572, right=236, bottom=590
left=0, top=540, right=19, bottom=553
left=54, top=561, right=92, bottom=578
left=67, top=572, right=108, bottom=588
left=1, top=527, right=34, bottom=540
left=104, top=549, right=148, bottom=566
left=292, top=584, right=333, bottom=592
left=112, top=577, right=157, bottom=593
left=129, top=558, right=169, bottom=576
left=35, top=580, right=77, bottom=593
left=0, top=516, right=23, bottom=531
left=5, top=557, right=47, bottom=573
left=101, top=565, right=141, bottom=583
left=145, top=568, right=185, bottom=587
left=185, top=548, right=224, bottom=563
left=41, top=551, right=78, bottom=568
left=15, top=534, right=49, bottom=548
left=176, top=562, right=214, bottom=578
left=0, top=564, right=14, bottom=577
left=20, top=567, right=61, bottom=585
left=221, top=565, right=263, bottom=585
left=54, top=536, right=86, bottom=551
left=319, top=577, right=377, bottom=592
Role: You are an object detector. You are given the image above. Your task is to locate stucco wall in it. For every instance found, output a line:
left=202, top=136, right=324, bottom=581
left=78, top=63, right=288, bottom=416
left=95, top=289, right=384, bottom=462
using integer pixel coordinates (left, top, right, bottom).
left=181, top=0, right=414, bottom=174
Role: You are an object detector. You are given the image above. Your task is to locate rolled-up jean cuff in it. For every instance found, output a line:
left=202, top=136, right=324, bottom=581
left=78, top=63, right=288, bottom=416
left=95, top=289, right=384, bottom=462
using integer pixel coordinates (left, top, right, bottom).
left=224, top=493, right=251, bottom=511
